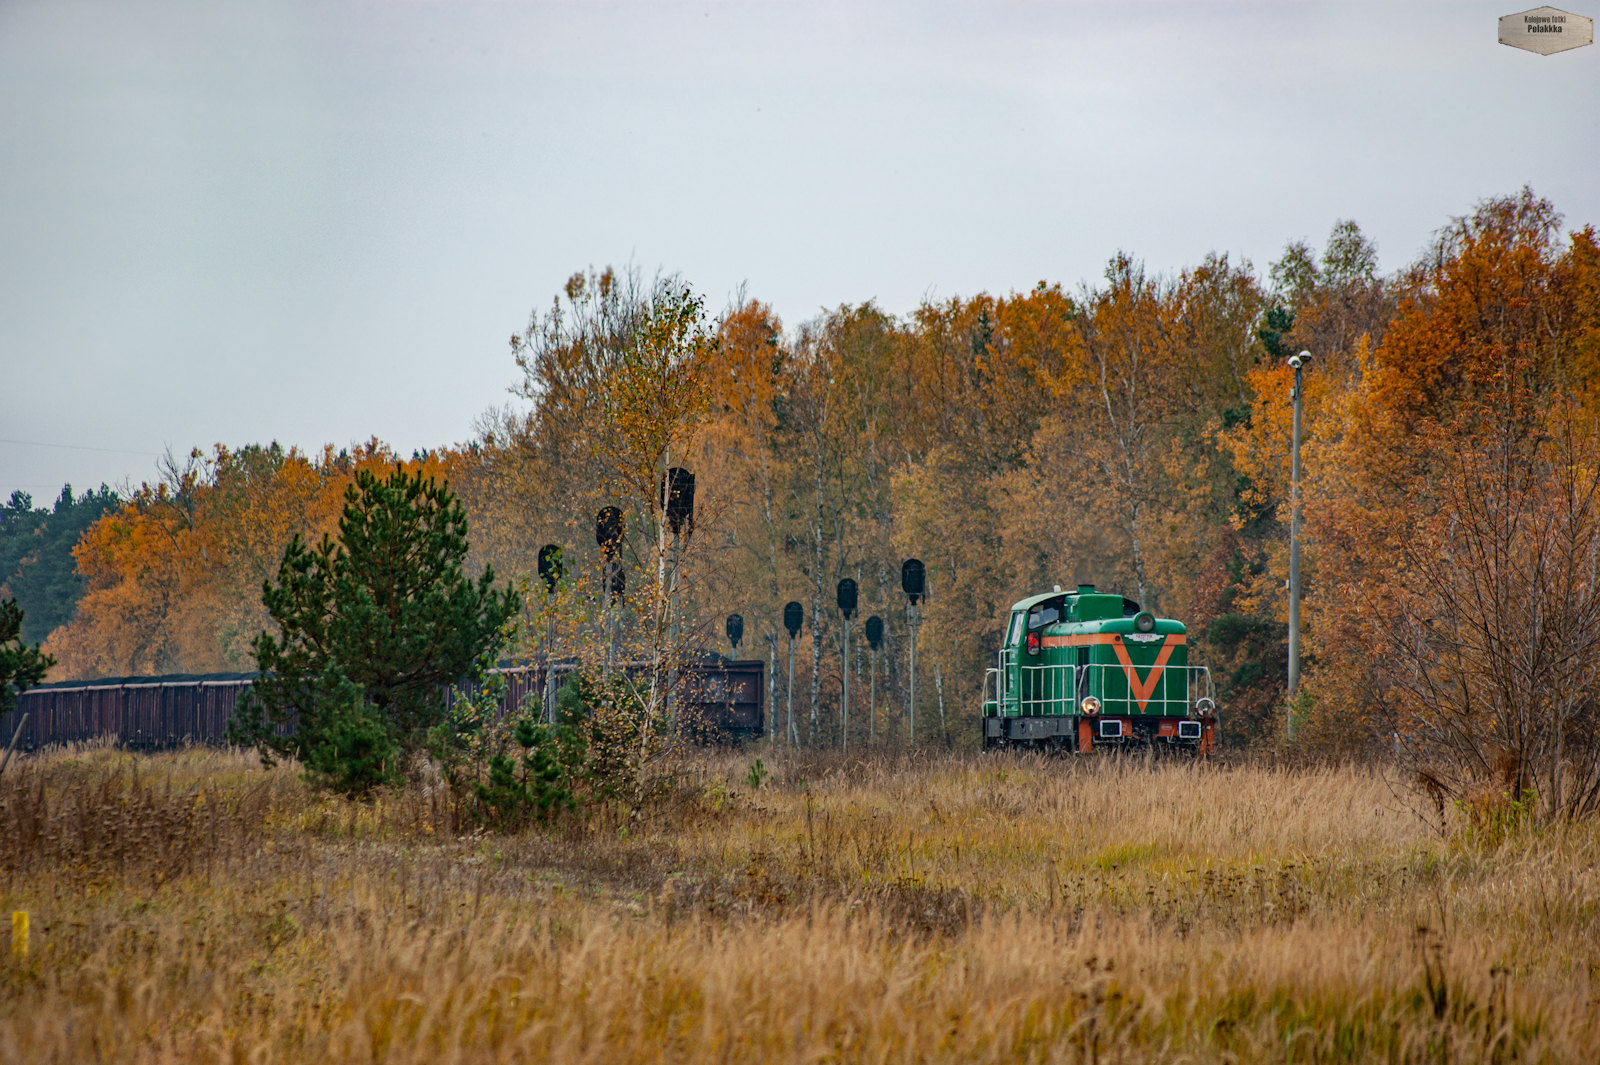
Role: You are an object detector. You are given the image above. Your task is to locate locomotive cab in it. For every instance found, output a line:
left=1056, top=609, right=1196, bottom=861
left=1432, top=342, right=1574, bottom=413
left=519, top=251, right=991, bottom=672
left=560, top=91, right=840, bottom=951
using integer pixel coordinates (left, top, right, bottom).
left=981, top=584, right=1216, bottom=754
left=1012, top=595, right=1068, bottom=657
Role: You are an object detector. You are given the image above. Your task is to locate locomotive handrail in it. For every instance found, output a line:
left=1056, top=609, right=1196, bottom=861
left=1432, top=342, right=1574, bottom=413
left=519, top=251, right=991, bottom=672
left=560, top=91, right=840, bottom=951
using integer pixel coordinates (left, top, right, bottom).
left=997, top=647, right=1017, bottom=710
left=1002, top=661, right=1214, bottom=717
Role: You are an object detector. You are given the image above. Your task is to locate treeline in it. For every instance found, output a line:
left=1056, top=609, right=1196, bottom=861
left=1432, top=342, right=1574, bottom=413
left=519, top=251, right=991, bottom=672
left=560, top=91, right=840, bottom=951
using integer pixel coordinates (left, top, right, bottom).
left=1, top=486, right=121, bottom=645
left=30, top=188, right=1600, bottom=759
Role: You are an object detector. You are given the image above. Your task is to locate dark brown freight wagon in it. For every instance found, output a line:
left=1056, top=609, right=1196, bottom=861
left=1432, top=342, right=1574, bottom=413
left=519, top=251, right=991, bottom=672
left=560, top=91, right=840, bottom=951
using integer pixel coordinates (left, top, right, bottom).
left=3, top=660, right=766, bottom=751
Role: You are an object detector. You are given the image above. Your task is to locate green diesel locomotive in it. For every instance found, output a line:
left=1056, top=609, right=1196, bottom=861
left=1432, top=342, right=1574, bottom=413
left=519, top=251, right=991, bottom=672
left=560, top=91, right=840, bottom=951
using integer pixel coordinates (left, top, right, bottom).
left=980, top=584, right=1217, bottom=753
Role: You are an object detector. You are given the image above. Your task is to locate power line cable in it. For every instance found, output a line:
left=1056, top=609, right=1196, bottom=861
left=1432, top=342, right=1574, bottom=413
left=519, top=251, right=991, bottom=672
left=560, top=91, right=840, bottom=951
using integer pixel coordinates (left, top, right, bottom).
left=0, top=438, right=160, bottom=457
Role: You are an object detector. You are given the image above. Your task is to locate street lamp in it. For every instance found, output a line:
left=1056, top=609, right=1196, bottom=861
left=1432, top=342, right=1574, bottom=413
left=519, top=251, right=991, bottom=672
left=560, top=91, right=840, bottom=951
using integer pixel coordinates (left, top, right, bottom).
left=1287, top=350, right=1311, bottom=737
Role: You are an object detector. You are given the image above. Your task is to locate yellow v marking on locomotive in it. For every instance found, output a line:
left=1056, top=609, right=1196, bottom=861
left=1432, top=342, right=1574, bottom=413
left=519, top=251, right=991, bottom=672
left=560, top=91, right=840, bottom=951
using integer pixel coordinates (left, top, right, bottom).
left=1112, top=639, right=1178, bottom=713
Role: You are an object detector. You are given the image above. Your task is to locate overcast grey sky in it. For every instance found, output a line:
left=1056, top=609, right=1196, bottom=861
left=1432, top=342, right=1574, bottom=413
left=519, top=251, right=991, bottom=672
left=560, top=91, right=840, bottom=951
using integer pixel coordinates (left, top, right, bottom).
left=1, top=0, right=1595, bottom=500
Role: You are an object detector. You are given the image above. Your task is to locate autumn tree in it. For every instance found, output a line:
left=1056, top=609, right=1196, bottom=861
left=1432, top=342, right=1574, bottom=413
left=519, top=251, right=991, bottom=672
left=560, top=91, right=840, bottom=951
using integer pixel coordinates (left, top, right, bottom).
left=1211, top=222, right=1404, bottom=745
left=563, top=277, right=729, bottom=792
left=43, top=441, right=425, bottom=679
left=470, top=266, right=653, bottom=594
left=44, top=451, right=224, bottom=678
left=1374, top=413, right=1600, bottom=821
left=1268, top=221, right=1396, bottom=382
left=696, top=298, right=791, bottom=707
left=893, top=287, right=1074, bottom=738
left=1302, top=189, right=1600, bottom=774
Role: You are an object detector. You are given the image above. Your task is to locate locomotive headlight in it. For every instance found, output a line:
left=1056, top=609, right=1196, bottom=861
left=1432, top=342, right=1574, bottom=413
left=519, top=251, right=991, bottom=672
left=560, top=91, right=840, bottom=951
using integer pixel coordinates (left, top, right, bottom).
left=1194, top=697, right=1216, bottom=719
left=1080, top=695, right=1101, bottom=716
left=1134, top=611, right=1156, bottom=633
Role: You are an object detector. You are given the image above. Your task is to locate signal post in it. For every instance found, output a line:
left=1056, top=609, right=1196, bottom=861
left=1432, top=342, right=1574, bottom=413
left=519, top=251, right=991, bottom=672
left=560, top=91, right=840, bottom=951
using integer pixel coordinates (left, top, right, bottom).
left=902, top=559, right=924, bottom=742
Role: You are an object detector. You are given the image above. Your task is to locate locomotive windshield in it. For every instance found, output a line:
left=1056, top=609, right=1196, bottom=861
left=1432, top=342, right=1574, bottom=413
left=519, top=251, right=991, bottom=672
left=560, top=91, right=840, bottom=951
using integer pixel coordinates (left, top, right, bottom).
left=1005, top=612, right=1025, bottom=646
left=1028, top=597, right=1065, bottom=630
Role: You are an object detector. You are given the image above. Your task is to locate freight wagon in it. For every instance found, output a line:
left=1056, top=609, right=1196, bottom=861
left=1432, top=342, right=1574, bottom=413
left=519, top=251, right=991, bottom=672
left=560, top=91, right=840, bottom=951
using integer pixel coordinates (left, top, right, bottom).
left=2, top=659, right=765, bottom=751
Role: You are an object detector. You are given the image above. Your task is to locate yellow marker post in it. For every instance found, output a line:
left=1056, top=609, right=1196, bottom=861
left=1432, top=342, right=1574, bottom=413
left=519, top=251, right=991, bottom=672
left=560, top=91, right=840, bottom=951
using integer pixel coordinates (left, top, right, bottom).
left=11, top=911, right=27, bottom=958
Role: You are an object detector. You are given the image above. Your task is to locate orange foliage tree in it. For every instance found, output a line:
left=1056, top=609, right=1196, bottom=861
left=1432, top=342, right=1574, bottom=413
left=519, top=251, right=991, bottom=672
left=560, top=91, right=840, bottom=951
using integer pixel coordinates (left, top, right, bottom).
left=1288, top=191, right=1600, bottom=785
left=45, top=441, right=453, bottom=679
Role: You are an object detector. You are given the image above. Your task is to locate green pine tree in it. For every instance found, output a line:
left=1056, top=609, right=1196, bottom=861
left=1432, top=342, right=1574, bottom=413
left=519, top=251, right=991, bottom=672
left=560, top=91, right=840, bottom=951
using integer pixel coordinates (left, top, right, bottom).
left=228, top=467, right=521, bottom=795
left=1, top=599, right=55, bottom=715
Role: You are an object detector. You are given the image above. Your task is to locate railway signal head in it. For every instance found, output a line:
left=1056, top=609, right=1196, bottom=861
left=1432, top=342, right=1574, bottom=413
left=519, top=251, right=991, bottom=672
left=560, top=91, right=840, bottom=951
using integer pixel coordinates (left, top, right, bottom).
left=595, top=506, right=624, bottom=558
left=901, top=559, right=925, bottom=605
left=537, top=544, right=564, bottom=594
left=836, top=578, right=857, bottom=620
left=783, top=601, right=803, bottom=637
left=663, top=467, right=695, bottom=536
left=864, top=615, right=884, bottom=650
left=726, top=613, right=744, bottom=652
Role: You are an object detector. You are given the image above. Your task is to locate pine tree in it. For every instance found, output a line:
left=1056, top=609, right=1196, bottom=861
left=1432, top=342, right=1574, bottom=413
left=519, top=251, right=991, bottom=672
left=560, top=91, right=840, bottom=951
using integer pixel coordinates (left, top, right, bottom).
left=1, top=599, right=55, bottom=715
left=228, top=467, right=521, bottom=794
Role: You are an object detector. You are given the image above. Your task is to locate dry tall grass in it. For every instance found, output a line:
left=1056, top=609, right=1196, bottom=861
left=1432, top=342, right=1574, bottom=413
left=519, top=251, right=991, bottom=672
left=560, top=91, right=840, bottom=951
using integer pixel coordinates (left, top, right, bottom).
left=1, top=745, right=1596, bottom=1063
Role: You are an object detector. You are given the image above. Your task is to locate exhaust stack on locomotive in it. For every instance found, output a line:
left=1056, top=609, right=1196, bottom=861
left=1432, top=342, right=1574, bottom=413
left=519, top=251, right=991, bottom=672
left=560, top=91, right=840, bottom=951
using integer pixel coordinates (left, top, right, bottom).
left=980, top=584, right=1217, bottom=753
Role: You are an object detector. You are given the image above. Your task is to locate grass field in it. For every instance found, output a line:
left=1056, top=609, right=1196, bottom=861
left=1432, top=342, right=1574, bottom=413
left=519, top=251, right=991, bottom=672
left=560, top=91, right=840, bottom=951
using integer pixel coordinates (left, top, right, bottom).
left=1, top=744, right=1596, bottom=1063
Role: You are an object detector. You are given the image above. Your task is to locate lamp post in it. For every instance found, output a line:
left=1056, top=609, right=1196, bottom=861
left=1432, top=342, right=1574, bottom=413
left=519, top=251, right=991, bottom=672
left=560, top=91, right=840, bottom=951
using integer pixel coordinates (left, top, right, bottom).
left=1287, top=350, right=1311, bottom=738
left=837, top=579, right=857, bottom=751
left=901, top=559, right=924, bottom=743
left=783, top=602, right=802, bottom=747
left=864, top=616, right=884, bottom=743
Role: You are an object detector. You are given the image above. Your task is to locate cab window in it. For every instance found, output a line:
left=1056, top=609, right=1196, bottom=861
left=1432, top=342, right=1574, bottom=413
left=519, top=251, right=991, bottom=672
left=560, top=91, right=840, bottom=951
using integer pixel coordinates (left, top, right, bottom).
left=1028, top=597, right=1065, bottom=630
left=1005, top=612, right=1025, bottom=647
